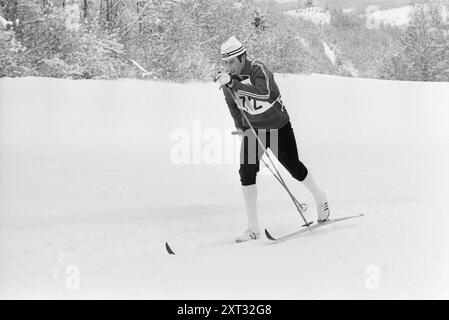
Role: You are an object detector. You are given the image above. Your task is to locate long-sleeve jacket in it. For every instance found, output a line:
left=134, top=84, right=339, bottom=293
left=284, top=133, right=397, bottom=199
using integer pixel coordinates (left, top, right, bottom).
left=223, top=59, right=290, bottom=130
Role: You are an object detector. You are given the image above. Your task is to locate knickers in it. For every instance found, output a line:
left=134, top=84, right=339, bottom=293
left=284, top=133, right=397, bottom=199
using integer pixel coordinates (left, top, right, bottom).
left=239, top=121, right=308, bottom=186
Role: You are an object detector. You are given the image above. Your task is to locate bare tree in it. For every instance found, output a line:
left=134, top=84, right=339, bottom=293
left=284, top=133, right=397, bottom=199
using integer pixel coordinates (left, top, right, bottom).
left=83, top=0, right=88, bottom=19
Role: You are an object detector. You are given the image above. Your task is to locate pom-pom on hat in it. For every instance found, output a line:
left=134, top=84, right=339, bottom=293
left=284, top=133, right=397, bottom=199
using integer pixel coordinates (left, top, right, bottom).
left=221, top=36, right=246, bottom=60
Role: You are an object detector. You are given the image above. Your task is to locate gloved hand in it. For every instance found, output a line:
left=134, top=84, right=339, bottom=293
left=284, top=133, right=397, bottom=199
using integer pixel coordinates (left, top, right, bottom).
left=215, top=71, right=233, bottom=87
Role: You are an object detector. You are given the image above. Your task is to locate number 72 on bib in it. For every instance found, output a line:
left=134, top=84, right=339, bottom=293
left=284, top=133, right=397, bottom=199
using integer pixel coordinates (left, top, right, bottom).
left=235, top=94, right=272, bottom=115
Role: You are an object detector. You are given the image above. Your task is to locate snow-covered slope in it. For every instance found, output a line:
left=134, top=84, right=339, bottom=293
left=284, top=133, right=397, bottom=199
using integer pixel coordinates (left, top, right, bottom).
left=365, top=5, right=448, bottom=27
left=366, top=5, right=413, bottom=27
left=0, top=74, right=448, bottom=299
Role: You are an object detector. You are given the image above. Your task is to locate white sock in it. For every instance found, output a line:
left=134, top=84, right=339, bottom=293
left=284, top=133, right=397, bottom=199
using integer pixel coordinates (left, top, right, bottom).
left=242, top=184, right=259, bottom=233
left=302, top=172, right=327, bottom=206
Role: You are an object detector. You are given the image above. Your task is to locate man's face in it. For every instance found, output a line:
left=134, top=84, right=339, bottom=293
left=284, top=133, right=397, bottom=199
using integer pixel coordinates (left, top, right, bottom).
left=222, top=56, right=245, bottom=75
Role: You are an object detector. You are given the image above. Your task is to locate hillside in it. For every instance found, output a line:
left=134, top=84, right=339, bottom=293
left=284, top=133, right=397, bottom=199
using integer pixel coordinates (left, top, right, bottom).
left=276, top=0, right=449, bottom=13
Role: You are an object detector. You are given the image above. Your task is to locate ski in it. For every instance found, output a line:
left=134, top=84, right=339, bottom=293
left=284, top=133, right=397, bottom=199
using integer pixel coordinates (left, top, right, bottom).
left=165, top=242, right=175, bottom=255
left=265, top=213, right=364, bottom=242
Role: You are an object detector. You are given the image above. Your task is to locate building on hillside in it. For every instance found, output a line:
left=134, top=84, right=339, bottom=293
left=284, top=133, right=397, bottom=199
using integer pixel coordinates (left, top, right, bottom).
left=285, top=6, right=331, bottom=26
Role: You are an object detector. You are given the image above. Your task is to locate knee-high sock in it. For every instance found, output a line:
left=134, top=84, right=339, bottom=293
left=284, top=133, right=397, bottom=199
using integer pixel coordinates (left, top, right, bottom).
left=242, top=184, right=259, bottom=232
left=302, top=172, right=327, bottom=205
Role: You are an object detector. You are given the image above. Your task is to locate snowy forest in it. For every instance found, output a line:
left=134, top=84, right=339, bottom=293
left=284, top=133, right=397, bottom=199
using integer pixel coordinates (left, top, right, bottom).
left=1, top=0, right=449, bottom=82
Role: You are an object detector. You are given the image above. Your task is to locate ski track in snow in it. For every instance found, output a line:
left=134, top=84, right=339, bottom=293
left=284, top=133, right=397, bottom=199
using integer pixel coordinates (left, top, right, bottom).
left=0, top=75, right=448, bottom=299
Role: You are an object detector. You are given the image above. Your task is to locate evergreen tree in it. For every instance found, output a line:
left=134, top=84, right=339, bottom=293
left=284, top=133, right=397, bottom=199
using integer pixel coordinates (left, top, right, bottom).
left=401, top=0, right=449, bottom=81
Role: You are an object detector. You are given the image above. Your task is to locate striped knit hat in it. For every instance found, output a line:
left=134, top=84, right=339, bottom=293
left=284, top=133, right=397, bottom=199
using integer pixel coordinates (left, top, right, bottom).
left=221, top=36, right=246, bottom=60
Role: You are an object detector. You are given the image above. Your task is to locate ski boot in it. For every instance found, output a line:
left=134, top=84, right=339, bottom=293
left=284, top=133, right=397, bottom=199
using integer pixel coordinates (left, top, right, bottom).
left=317, top=202, right=330, bottom=223
left=235, top=229, right=260, bottom=243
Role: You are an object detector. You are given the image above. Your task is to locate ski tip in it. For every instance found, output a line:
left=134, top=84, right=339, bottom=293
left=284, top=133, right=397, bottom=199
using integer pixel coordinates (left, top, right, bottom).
left=165, top=242, right=175, bottom=255
left=264, top=229, right=276, bottom=241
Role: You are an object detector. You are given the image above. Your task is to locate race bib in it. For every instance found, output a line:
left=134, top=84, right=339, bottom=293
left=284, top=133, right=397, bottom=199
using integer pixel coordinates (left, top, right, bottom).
left=233, top=93, right=273, bottom=115
left=232, top=78, right=273, bottom=115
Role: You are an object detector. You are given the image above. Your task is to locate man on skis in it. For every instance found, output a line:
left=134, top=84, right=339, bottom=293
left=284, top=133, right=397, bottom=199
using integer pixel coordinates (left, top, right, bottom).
left=216, top=36, right=330, bottom=243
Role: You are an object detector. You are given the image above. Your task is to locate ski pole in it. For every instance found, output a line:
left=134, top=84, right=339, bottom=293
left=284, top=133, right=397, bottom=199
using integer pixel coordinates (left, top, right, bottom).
left=224, top=86, right=313, bottom=230
left=234, top=130, right=307, bottom=210
left=240, top=116, right=313, bottom=230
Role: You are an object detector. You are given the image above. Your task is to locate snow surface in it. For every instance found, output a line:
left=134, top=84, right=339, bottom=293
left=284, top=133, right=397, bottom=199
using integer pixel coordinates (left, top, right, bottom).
left=0, top=74, right=448, bottom=299
left=322, top=41, right=336, bottom=65
left=366, top=5, right=448, bottom=27
left=367, top=5, right=413, bottom=27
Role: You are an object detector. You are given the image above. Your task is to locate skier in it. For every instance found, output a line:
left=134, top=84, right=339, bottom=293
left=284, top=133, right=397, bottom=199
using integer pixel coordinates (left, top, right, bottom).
left=216, top=36, right=330, bottom=243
